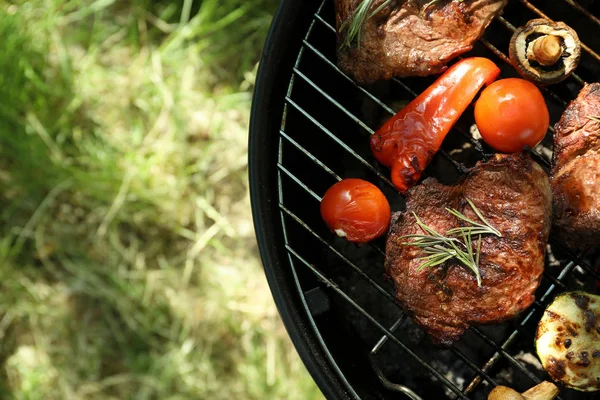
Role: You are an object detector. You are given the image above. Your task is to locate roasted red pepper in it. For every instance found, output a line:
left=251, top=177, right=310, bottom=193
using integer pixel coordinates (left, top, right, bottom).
left=370, top=57, right=501, bottom=192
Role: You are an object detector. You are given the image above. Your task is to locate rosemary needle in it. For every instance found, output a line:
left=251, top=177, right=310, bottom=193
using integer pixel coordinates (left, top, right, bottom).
left=341, top=0, right=466, bottom=49
left=400, top=199, right=500, bottom=287
left=588, top=115, right=600, bottom=123
left=340, top=0, right=466, bottom=49
left=446, top=199, right=502, bottom=238
left=339, top=0, right=394, bottom=49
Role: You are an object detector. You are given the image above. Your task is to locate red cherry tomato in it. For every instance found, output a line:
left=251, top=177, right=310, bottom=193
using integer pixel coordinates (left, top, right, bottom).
left=320, top=179, right=391, bottom=243
left=474, top=78, right=549, bottom=153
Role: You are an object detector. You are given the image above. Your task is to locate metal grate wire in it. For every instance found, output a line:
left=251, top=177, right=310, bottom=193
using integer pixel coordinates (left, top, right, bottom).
left=276, top=0, right=600, bottom=398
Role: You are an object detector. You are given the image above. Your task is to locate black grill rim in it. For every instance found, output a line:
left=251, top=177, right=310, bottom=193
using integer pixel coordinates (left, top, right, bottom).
left=249, top=0, right=356, bottom=399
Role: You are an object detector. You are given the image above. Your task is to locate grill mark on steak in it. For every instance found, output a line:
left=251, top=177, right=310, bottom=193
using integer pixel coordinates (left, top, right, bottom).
left=334, top=0, right=508, bottom=84
left=385, top=153, right=552, bottom=345
left=551, top=82, right=600, bottom=250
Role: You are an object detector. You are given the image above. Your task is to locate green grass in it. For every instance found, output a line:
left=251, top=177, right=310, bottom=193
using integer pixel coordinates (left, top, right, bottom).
left=0, top=0, right=323, bottom=398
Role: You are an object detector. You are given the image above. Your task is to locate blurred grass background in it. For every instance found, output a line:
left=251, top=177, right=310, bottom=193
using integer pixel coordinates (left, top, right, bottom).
left=0, top=0, right=323, bottom=398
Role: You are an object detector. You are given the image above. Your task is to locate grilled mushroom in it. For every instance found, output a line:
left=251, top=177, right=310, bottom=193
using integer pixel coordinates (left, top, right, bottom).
left=536, top=292, right=600, bottom=392
left=509, top=19, right=581, bottom=85
left=488, top=381, right=559, bottom=400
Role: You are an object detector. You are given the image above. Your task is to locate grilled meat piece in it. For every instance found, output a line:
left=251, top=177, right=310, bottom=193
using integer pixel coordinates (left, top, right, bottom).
left=551, top=83, right=600, bottom=250
left=335, top=0, right=508, bottom=84
left=385, top=153, right=552, bottom=345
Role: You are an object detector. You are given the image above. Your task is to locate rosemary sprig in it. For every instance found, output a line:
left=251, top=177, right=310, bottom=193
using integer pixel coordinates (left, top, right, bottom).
left=588, top=115, right=600, bottom=123
left=340, top=0, right=465, bottom=49
left=400, top=199, right=500, bottom=287
left=339, top=0, right=394, bottom=49
left=445, top=198, right=502, bottom=237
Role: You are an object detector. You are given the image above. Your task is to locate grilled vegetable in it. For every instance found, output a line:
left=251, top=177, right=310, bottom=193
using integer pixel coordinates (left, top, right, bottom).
left=474, top=78, right=550, bottom=153
left=509, top=19, right=581, bottom=85
left=370, top=57, right=500, bottom=192
left=536, top=291, right=600, bottom=392
left=488, top=381, right=559, bottom=400
left=320, top=178, right=391, bottom=243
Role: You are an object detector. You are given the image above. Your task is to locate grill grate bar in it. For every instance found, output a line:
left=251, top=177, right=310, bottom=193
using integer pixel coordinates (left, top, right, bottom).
left=280, top=203, right=394, bottom=302
left=371, top=316, right=502, bottom=396
left=292, top=67, right=375, bottom=134
left=278, top=163, right=323, bottom=202
left=518, top=0, right=600, bottom=63
left=471, top=326, right=547, bottom=388
left=563, top=0, right=600, bottom=26
left=301, top=40, right=396, bottom=115
left=368, top=318, right=427, bottom=400
left=449, top=346, right=501, bottom=390
left=463, top=259, right=577, bottom=396
left=279, top=131, right=390, bottom=256
left=280, top=211, right=362, bottom=400
left=549, top=241, right=599, bottom=281
left=314, top=12, right=335, bottom=33
left=539, top=266, right=568, bottom=290
left=284, top=96, right=397, bottom=188
left=280, top=130, right=342, bottom=181
left=371, top=316, right=406, bottom=354
left=463, top=352, right=503, bottom=395
left=286, top=243, right=471, bottom=400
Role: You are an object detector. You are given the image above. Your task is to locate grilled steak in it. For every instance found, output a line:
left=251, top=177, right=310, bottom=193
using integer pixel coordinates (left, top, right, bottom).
left=551, top=83, right=600, bottom=250
left=385, top=153, right=552, bottom=345
left=335, top=0, right=508, bottom=84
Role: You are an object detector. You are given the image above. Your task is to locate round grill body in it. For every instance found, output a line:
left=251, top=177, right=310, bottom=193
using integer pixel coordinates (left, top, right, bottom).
left=249, top=1, right=600, bottom=399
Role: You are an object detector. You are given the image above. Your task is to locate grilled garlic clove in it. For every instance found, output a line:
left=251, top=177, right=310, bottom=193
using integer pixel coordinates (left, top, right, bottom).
left=536, top=291, right=600, bottom=392
left=488, top=386, right=525, bottom=400
left=488, top=381, right=559, bottom=400
left=521, top=381, right=560, bottom=400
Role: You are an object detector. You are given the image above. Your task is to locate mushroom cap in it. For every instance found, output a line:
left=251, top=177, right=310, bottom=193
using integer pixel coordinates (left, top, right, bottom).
left=509, top=19, right=581, bottom=85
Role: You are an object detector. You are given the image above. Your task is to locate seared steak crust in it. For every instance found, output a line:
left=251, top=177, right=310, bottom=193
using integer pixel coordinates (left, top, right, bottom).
left=335, top=0, right=508, bottom=84
left=551, top=83, right=600, bottom=250
left=385, top=153, right=552, bottom=345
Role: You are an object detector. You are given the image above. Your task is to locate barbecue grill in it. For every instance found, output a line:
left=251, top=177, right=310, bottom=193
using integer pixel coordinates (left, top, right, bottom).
left=248, top=1, right=600, bottom=399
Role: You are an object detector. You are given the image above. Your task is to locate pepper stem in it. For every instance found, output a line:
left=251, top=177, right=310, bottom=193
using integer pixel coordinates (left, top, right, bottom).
left=529, top=34, right=563, bottom=66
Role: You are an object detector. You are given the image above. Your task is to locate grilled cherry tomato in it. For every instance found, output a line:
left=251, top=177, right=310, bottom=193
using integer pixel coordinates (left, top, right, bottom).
left=474, top=78, right=549, bottom=153
left=320, top=179, right=391, bottom=243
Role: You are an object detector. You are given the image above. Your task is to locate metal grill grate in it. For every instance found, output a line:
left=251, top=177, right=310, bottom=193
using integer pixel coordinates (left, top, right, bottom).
left=276, top=1, right=600, bottom=398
